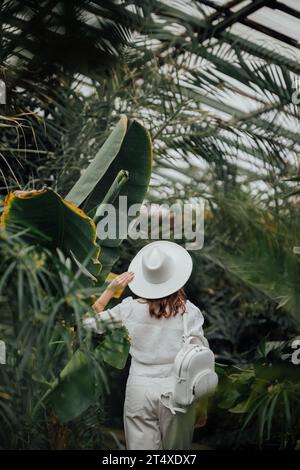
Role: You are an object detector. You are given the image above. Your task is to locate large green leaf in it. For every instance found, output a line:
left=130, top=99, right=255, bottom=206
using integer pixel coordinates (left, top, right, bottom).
left=2, top=118, right=152, bottom=424
left=1, top=188, right=101, bottom=278
left=48, top=348, right=100, bottom=423
left=65, top=116, right=152, bottom=276
left=84, top=120, right=153, bottom=214
left=66, top=117, right=152, bottom=216
left=100, top=328, right=130, bottom=370
left=95, top=120, right=153, bottom=276
left=65, top=115, right=128, bottom=209
left=48, top=328, right=130, bottom=422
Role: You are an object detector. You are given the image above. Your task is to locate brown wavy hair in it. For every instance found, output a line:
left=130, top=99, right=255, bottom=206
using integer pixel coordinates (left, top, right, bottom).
left=139, top=289, right=187, bottom=319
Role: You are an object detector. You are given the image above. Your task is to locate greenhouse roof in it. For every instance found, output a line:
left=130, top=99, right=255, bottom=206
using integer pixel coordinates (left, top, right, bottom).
left=198, top=0, right=300, bottom=57
left=142, top=0, right=300, bottom=195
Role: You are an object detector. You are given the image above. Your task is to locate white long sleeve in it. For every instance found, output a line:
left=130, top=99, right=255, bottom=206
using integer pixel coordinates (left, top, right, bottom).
left=82, top=296, right=209, bottom=377
left=82, top=300, right=124, bottom=334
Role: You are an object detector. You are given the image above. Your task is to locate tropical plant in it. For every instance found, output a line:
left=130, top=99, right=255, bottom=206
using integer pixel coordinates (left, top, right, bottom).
left=30, top=0, right=299, bottom=322
left=0, top=115, right=152, bottom=448
left=217, top=341, right=300, bottom=449
left=75, top=8, right=300, bottom=450
left=0, top=0, right=139, bottom=99
left=0, top=232, right=104, bottom=449
left=1, top=0, right=300, bottom=451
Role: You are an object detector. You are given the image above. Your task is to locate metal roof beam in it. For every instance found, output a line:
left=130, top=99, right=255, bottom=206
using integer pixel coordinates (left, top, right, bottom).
left=271, top=2, right=300, bottom=20
left=200, top=0, right=246, bottom=23
left=242, top=17, right=300, bottom=49
left=207, top=0, right=267, bottom=36
left=152, top=1, right=300, bottom=73
left=199, top=0, right=300, bottom=50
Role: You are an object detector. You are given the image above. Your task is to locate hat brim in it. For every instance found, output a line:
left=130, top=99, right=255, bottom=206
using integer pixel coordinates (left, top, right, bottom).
left=128, top=241, right=193, bottom=299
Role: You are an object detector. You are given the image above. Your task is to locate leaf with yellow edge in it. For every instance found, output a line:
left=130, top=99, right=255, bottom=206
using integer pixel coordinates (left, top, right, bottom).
left=1, top=188, right=101, bottom=279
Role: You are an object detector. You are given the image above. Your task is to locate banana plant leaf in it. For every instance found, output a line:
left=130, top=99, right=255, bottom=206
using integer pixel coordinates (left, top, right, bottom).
left=48, top=328, right=130, bottom=423
left=3, top=117, right=152, bottom=423
left=66, top=116, right=153, bottom=215
left=84, top=119, right=153, bottom=215
left=47, top=348, right=100, bottom=423
left=0, top=188, right=101, bottom=278
left=66, top=115, right=128, bottom=209
left=97, top=121, right=153, bottom=274
left=66, top=115, right=153, bottom=276
left=100, top=327, right=130, bottom=369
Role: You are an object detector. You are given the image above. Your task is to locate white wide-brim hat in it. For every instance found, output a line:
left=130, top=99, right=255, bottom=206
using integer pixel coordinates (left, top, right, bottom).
left=128, top=241, right=193, bottom=299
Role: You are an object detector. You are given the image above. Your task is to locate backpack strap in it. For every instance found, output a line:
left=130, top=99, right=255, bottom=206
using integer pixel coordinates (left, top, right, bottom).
left=182, top=309, right=208, bottom=348
left=182, top=311, right=188, bottom=343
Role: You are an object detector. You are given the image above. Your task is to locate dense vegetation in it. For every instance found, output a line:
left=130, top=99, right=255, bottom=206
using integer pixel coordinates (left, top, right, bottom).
left=0, top=0, right=299, bottom=449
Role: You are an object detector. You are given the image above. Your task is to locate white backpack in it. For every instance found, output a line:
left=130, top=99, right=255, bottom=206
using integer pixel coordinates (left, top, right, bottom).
left=173, top=311, right=218, bottom=407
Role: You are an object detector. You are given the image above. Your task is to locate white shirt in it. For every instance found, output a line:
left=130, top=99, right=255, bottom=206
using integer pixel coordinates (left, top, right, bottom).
left=83, top=296, right=207, bottom=378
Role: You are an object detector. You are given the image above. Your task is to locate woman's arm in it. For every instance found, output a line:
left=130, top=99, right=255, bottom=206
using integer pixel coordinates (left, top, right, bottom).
left=83, top=272, right=134, bottom=334
left=92, top=272, right=134, bottom=313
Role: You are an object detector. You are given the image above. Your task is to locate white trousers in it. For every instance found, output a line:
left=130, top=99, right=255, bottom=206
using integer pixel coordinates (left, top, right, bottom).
left=123, top=375, right=198, bottom=450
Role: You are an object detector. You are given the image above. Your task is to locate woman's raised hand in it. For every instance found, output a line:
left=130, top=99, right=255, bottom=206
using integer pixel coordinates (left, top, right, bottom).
left=91, top=272, right=134, bottom=314
left=107, top=272, right=134, bottom=291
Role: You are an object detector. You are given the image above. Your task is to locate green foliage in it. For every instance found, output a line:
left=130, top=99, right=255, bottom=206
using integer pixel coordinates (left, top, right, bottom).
left=2, top=188, right=101, bottom=279
left=48, top=328, right=130, bottom=423
left=217, top=352, right=300, bottom=449
left=48, top=348, right=103, bottom=424
left=0, top=232, right=102, bottom=448
left=100, top=328, right=131, bottom=370
left=66, top=114, right=153, bottom=276
left=1, top=0, right=300, bottom=451
left=1, top=0, right=138, bottom=96
left=66, top=115, right=128, bottom=210
left=0, top=114, right=152, bottom=445
left=210, top=191, right=300, bottom=326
